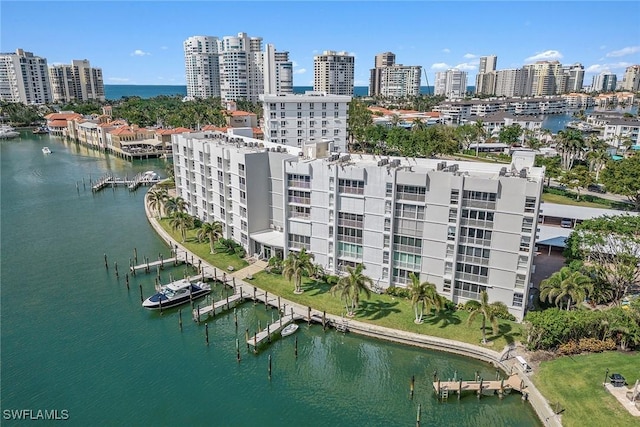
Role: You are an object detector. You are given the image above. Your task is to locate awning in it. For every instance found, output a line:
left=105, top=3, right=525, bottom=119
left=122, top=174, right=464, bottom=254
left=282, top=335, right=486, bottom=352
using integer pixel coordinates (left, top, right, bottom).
left=250, top=230, right=284, bottom=249
left=537, top=236, right=568, bottom=248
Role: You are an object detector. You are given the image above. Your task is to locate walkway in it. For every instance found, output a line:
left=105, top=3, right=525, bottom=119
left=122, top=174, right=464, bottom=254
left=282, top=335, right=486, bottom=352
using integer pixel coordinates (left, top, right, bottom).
left=604, top=383, right=640, bottom=417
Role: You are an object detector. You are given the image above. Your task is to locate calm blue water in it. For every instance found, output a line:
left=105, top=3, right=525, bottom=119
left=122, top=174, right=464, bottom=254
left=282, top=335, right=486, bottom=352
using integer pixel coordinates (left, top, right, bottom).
left=0, top=133, right=541, bottom=426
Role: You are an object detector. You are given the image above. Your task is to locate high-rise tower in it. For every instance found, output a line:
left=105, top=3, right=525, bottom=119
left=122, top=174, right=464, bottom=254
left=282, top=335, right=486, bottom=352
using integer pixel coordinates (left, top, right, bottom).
left=184, top=36, right=221, bottom=99
left=313, top=51, right=354, bottom=95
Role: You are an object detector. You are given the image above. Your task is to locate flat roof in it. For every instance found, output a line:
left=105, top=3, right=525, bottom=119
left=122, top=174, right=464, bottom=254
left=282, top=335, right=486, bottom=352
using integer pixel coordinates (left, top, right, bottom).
left=250, top=230, right=284, bottom=249
left=540, top=202, right=638, bottom=220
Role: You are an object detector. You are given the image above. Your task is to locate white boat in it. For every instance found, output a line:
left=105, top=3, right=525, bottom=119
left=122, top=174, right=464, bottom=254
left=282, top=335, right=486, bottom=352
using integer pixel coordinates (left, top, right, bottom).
left=142, top=279, right=211, bottom=310
left=0, top=125, right=20, bottom=139
left=42, top=146, right=52, bottom=154
left=281, top=323, right=299, bottom=337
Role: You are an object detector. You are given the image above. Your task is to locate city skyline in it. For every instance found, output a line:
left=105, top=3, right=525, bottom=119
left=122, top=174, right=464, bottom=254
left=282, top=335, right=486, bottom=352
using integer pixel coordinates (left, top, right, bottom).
left=1, top=1, right=639, bottom=87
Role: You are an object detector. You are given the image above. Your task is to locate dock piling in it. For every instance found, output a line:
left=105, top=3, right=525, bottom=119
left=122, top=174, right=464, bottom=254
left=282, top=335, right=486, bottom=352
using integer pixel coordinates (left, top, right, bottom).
left=114, top=261, right=118, bottom=277
left=205, top=323, right=209, bottom=345
left=179, top=309, right=183, bottom=331
left=139, top=284, right=143, bottom=303
left=294, top=336, right=298, bottom=357
left=134, top=248, right=138, bottom=264
left=125, top=273, right=129, bottom=290
left=104, top=253, right=108, bottom=269
left=410, top=375, right=415, bottom=399
left=236, top=339, right=240, bottom=362
left=245, top=328, right=250, bottom=352
left=416, top=403, right=421, bottom=427
left=268, top=355, right=272, bottom=380
left=307, top=306, right=311, bottom=325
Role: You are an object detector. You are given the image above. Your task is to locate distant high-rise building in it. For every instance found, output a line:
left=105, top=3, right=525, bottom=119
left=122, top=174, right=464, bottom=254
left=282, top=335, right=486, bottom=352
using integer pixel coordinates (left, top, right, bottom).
left=264, top=44, right=293, bottom=95
left=494, top=69, right=526, bottom=97
left=0, top=48, right=53, bottom=105
left=49, top=59, right=105, bottom=103
left=591, top=72, right=618, bottom=92
left=368, top=52, right=421, bottom=97
left=475, top=55, right=497, bottom=95
left=218, top=32, right=264, bottom=102
left=184, top=36, right=221, bottom=99
left=313, top=51, right=354, bottom=95
left=434, top=69, right=467, bottom=99
left=562, top=63, right=585, bottom=93
left=522, top=61, right=564, bottom=96
left=621, top=65, right=640, bottom=91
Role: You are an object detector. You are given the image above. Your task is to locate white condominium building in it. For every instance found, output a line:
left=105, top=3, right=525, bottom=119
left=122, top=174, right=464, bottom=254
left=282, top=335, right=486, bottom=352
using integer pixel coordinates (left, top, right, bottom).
left=264, top=44, right=293, bottom=95
left=369, top=51, right=421, bottom=97
left=314, top=51, right=355, bottom=96
left=173, top=132, right=544, bottom=320
left=434, top=69, right=467, bottom=99
left=184, top=36, right=221, bottom=99
left=219, top=32, right=264, bottom=102
left=260, top=91, right=351, bottom=152
left=49, top=59, right=105, bottom=103
left=0, top=48, right=52, bottom=104
left=621, top=65, right=640, bottom=91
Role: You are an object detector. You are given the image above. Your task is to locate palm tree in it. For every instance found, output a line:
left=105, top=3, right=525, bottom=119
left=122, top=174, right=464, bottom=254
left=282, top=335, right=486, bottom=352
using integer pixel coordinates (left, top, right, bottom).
left=147, top=188, right=167, bottom=219
left=331, top=264, right=373, bottom=316
left=412, top=118, right=426, bottom=132
left=168, top=212, right=194, bottom=243
left=466, top=291, right=499, bottom=344
left=556, top=129, right=585, bottom=170
left=586, top=149, right=609, bottom=182
left=164, top=196, right=188, bottom=217
left=282, top=248, right=315, bottom=294
left=196, top=220, right=223, bottom=254
left=540, top=267, right=593, bottom=310
left=408, top=273, right=445, bottom=324
left=473, top=120, right=486, bottom=156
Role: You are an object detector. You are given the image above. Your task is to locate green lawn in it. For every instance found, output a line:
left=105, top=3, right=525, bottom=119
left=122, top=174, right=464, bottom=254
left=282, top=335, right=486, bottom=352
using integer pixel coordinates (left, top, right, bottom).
left=250, top=271, right=523, bottom=349
left=158, top=219, right=248, bottom=272
left=533, top=352, right=640, bottom=427
left=542, top=192, right=608, bottom=208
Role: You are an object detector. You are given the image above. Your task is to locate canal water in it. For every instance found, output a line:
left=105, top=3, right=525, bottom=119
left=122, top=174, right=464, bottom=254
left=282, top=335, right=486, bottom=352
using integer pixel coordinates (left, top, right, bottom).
left=0, top=132, right=541, bottom=426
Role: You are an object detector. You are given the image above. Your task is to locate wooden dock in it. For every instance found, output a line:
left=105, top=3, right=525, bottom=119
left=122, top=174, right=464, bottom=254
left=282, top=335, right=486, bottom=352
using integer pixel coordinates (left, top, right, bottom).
left=91, top=172, right=160, bottom=193
left=247, top=314, right=301, bottom=348
left=192, top=291, right=246, bottom=321
left=131, top=256, right=180, bottom=272
left=433, top=373, right=526, bottom=400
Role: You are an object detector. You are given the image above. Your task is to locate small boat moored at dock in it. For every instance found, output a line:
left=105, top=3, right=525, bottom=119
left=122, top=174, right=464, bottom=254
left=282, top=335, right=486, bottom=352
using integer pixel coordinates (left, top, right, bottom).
left=33, top=126, right=49, bottom=134
left=42, top=146, right=52, bottom=154
left=142, top=279, right=211, bottom=310
left=0, top=125, right=20, bottom=139
left=281, top=323, right=299, bottom=337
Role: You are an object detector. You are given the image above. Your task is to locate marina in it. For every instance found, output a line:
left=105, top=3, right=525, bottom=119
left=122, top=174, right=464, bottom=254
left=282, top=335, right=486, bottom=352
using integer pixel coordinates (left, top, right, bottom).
left=91, top=171, right=160, bottom=192
left=0, top=133, right=542, bottom=426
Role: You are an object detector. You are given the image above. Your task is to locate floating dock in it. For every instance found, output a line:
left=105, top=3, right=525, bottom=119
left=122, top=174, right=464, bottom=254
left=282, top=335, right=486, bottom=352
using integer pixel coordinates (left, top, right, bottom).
left=247, top=314, right=301, bottom=349
left=192, top=291, right=246, bottom=320
left=91, top=172, right=160, bottom=192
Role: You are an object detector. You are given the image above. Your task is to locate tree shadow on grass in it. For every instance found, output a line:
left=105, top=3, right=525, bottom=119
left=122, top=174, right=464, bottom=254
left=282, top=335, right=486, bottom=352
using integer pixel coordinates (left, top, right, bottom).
left=357, top=300, right=402, bottom=320
left=424, top=309, right=462, bottom=328
left=303, top=280, right=331, bottom=296
left=486, top=323, right=522, bottom=346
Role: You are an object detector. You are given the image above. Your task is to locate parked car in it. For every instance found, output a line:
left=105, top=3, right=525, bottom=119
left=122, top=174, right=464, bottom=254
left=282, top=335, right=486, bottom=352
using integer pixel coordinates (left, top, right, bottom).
left=560, top=218, right=573, bottom=228
left=587, top=184, right=606, bottom=194
left=610, top=373, right=626, bottom=387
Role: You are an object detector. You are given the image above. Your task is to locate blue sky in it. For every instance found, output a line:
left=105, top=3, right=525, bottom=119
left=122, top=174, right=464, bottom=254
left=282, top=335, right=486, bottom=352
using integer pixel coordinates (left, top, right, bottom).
left=2, top=1, right=639, bottom=87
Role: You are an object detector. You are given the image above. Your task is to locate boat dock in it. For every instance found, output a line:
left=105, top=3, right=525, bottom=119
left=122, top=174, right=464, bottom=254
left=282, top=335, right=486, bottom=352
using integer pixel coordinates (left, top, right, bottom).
left=247, top=314, right=301, bottom=349
left=131, top=256, right=180, bottom=272
left=91, top=172, right=160, bottom=193
left=192, top=291, right=247, bottom=320
left=433, top=373, right=527, bottom=400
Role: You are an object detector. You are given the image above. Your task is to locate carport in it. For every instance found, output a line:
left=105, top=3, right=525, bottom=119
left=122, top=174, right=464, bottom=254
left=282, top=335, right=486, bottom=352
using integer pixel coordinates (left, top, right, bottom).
left=537, top=236, right=567, bottom=255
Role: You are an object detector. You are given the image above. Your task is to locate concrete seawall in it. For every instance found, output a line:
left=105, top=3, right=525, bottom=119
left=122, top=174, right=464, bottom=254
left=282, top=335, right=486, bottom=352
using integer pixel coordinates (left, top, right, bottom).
left=143, top=188, right=561, bottom=427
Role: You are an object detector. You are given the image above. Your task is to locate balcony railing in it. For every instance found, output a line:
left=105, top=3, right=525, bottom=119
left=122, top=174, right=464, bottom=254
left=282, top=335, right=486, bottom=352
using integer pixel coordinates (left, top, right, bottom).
left=288, top=196, right=311, bottom=205
left=455, top=272, right=488, bottom=284
left=337, top=218, right=363, bottom=228
left=393, top=244, right=422, bottom=255
left=337, top=235, right=363, bottom=245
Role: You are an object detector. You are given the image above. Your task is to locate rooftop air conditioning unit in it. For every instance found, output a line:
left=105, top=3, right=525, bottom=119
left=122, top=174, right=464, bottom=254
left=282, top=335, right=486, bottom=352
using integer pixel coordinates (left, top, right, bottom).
left=519, top=168, right=527, bottom=178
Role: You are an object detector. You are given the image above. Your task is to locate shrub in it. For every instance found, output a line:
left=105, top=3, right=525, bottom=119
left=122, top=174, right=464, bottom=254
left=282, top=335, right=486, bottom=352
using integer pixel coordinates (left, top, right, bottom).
left=385, top=285, right=410, bottom=299
left=492, top=302, right=516, bottom=321
left=325, top=275, right=340, bottom=286
left=464, top=300, right=481, bottom=311
left=558, top=338, right=616, bottom=355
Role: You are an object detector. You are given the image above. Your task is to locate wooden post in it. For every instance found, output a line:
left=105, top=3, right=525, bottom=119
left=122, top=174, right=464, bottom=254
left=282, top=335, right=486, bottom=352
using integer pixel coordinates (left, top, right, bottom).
left=145, top=257, right=149, bottom=274
left=437, top=379, right=440, bottom=397
left=307, top=306, right=311, bottom=325
left=226, top=294, right=229, bottom=311
left=236, top=339, right=240, bottom=363
left=253, top=287, right=257, bottom=305
left=104, top=253, right=108, bottom=269
left=499, top=379, right=504, bottom=399
left=454, top=370, right=457, bottom=381
left=234, top=308, right=238, bottom=329
left=416, top=403, right=421, bottom=427
left=205, top=323, right=209, bottom=345
left=196, top=304, right=200, bottom=324
left=322, top=311, right=326, bottom=330
left=245, top=328, right=250, bottom=351
left=268, top=355, right=272, bottom=380
left=139, top=284, right=143, bottom=303
left=294, top=336, right=298, bottom=357
left=265, top=291, right=269, bottom=310
left=232, top=277, right=236, bottom=293
left=159, top=296, right=163, bottom=314
left=253, top=333, right=257, bottom=352
left=458, top=379, right=462, bottom=400
left=410, top=375, right=415, bottom=399
left=277, top=296, right=281, bottom=312
left=213, top=268, right=217, bottom=281
left=267, top=324, right=271, bottom=343
left=134, top=247, right=138, bottom=264
left=478, top=378, right=483, bottom=399
left=125, top=273, right=130, bottom=290
left=433, top=371, right=437, bottom=383
left=160, top=254, right=164, bottom=269
left=179, top=309, right=183, bottom=331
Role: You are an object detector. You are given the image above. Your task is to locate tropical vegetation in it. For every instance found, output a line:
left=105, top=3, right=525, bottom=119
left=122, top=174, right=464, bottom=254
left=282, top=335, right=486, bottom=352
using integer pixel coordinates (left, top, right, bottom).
left=540, top=267, right=593, bottom=310
left=466, top=291, right=500, bottom=344
left=330, top=264, right=373, bottom=316
left=282, top=248, right=315, bottom=294
left=408, top=273, right=445, bottom=324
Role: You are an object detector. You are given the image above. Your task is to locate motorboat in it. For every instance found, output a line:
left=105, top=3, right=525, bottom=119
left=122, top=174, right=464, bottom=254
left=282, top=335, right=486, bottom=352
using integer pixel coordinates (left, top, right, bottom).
left=0, top=125, right=20, bottom=139
left=142, top=170, right=159, bottom=180
left=33, top=126, right=49, bottom=134
left=142, top=279, right=211, bottom=310
left=42, top=146, right=52, bottom=154
left=281, top=323, right=299, bottom=337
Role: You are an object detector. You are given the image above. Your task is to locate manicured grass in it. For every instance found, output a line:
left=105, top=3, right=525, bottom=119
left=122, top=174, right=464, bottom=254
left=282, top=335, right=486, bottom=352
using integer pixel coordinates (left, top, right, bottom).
left=542, top=192, right=607, bottom=208
left=533, top=352, right=640, bottom=427
left=250, top=271, right=523, bottom=349
left=158, top=219, right=248, bottom=272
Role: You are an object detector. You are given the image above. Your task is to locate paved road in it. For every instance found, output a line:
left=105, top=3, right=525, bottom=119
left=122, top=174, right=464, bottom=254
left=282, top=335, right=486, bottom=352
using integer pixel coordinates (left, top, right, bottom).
left=547, top=178, right=633, bottom=205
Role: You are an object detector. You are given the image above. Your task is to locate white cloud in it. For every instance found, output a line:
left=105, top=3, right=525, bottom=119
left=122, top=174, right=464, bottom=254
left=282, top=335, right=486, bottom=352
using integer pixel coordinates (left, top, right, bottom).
left=293, top=68, right=306, bottom=75
left=606, top=46, right=640, bottom=57
left=430, top=62, right=450, bottom=70
left=108, top=77, right=130, bottom=83
left=131, top=49, right=150, bottom=57
left=453, top=62, right=477, bottom=71
left=586, top=62, right=633, bottom=73
left=463, top=53, right=476, bottom=59
left=524, top=50, right=563, bottom=63
left=442, top=48, right=450, bottom=54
